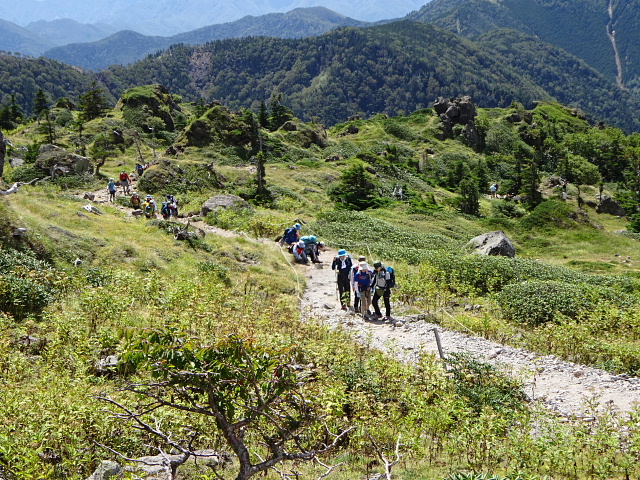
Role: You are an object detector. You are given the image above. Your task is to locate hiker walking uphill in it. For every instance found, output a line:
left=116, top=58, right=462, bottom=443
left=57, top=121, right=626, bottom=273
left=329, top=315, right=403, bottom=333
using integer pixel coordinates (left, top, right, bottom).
left=353, top=261, right=374, bottom=318
left=142, top=195, right=157, bottom=219
left=350, top=256, right=367, bottom=313
left=119, top=170, right=131, bottom=195
left=372, top=261, right=394, bottom=321
left=332, top=249, right=352, bottom=310
left=107, top=178, right=117, bottom=202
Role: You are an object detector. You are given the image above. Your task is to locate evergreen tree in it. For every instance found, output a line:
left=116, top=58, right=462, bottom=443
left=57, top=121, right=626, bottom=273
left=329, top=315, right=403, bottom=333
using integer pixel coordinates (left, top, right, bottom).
left=258, top=100, right=268, bottom=128
left=329, top=163, right=384, bottom=210
left=33, top=89, right=49, bottom=118
left=268, top=94, right=293, bottom=131
left=459, top=178, right=480, bottom=216
left=78, top=83, right=110, bottom=122
left=9, top=94, right=23, bottom=125
left=473, top=159, right=490, bottom=196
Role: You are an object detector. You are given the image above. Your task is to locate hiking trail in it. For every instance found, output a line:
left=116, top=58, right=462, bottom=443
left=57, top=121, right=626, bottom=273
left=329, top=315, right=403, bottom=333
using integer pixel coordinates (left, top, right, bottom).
left=76, top=183, right=640, bottom=418
left=301, top=247, right=640, bottom=418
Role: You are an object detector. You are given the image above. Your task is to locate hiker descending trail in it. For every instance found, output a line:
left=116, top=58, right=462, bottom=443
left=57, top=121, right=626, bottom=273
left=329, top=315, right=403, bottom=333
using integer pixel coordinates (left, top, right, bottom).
left=301, top=247, right=640, bottom=418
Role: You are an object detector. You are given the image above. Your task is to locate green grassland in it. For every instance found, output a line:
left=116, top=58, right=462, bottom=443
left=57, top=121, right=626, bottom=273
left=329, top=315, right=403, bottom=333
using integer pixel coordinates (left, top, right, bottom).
left=3, top=93, right=640, bottom=479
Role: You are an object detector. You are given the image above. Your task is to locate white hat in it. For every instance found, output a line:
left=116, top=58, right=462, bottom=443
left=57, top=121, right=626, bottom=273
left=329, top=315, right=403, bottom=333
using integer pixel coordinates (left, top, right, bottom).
left=359, top=262, right=369, bottom=270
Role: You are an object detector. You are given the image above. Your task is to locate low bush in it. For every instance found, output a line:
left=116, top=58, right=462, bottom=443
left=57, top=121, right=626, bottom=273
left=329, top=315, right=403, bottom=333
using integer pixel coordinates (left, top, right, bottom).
left=494, top=280, right=637, bottom=326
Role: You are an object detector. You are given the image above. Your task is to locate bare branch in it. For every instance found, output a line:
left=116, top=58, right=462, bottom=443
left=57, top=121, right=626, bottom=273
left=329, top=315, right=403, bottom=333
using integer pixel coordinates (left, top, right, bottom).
left=366, top=432, right=403, bottom=480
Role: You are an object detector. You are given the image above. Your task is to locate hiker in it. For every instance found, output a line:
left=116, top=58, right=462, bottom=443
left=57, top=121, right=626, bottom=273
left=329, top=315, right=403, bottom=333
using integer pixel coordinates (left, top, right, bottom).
left=281, top=223, right=302, bottom=248
left=353, top=261, right=373, bottom=318
left=292, top=240, right=309, bottom=264
left=489, top=183, right=498, bottom=198
left=161, top=194, right=178, bottom=219
left=107, top=178, right=117, bottom=202
left=300, top=235, right=323, bottom=263
left=350, top=256, right=367, bottom=313
left=135, top=163, right=144, bottom=177
left=372, top=261, right=393, bottom=321
left=332, top=249, right=352, bottom=310
left=142, top=195, right=157, bottom=219
left=119, top=170, right=131, bottom=195
left=130, top=192, right=141, bottom=210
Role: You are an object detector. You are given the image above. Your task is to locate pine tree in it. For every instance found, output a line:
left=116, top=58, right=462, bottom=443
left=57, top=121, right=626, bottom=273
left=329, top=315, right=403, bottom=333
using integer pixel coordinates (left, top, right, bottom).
left=78, top=83, right=110, bottom=122
left=33, top=89, right=49, bottom=118
left=268, top=94, right=293, bottom=131
left=258, top=100, right=268, bottom=128
left=459, top=178, right=480, bottom=216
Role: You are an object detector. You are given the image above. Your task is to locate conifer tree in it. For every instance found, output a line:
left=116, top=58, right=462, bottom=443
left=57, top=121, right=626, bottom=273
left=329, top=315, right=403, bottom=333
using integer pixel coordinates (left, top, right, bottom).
left=78, top=82, right=110, bottom=122
left=33, top=89, right=49, bottom=118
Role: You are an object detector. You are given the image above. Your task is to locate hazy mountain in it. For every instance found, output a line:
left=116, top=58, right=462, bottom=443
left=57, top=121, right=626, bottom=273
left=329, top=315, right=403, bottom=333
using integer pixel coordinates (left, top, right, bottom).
left=0, top=19, right=53, bottom=56
left=44, top=7, right=370, bottom=70
left=25, top=19, right=118, bottom=47
left=405, top=0, right=640, bottom=99
left=0, top=0, right=426, bottom=36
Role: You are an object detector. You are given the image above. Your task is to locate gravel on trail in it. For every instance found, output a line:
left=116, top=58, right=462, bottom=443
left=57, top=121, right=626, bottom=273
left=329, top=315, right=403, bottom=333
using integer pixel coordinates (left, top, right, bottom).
left=300, top=248, right=640, bottom=418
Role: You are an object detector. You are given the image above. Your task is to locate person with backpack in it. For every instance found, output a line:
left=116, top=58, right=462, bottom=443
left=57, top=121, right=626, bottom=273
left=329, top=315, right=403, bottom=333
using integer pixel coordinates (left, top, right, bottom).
left=161, top=194, right=179, bottom=219
left=292, top=240, right=309, bottom=265
left=142, top=195, right=157, bottom=219
left=353, top=261, right=374, bottom=318
left=300, top=235, right=323, bottom=263
left=119, top=170, right=131, bottom=195
left=130, top=192, right=141, bottom=210
left=135, top=163, right=144, bottom=177
left=350, top=255, right=367, bottom=313
left=332, top=249, right=352, bottom=310
left=281, top=223, right=302, bottom=249
left=107, top=178, right=117, bottom=202
left=372, top=261, right=395, bottom=321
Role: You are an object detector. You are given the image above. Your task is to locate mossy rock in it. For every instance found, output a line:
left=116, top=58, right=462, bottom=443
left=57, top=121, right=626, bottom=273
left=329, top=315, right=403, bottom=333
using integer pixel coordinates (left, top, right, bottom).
left=137, top=158, right=224, bottom=194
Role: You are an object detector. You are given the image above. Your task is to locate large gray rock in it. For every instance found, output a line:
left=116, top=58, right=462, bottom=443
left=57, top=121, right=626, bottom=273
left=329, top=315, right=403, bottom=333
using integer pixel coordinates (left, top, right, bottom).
left=86, top=460, right=123, bottom=480
left=35, top=145, right=92, bottom=177
left=434, top=96, right=477, bottom=140
left=201, top=194, right=250, bottom=217
left=466, top=231, right=516, bottom=258
left=596, top=197, right=626, bottom=216
left=125, top=450, right=232, bottom=479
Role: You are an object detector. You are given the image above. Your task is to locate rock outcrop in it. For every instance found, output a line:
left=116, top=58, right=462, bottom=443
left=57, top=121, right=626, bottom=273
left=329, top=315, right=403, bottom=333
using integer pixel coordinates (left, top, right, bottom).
left=596, top=197, right=626, bottom=216
left=201, top=194, right=250, bottom=217
left=35, top=145, right=92, bottom=177
left=465, top=231, right=516, bottom=258
left=434, top=96, right=478, bottom=144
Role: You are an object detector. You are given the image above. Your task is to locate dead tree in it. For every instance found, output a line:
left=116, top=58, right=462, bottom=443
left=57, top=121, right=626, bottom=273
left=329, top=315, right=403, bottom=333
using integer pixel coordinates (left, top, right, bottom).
left=98, top=333, right=353, bottom=480
left=0, top=178, right=41, bottom=195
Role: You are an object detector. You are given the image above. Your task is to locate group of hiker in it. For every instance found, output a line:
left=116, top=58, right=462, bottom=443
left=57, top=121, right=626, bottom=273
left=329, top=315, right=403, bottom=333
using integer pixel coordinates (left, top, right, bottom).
left=280, top=222, right=396, bottom=322
left=281, top=223, right=326, bottom=265
left=130, top=193, right=179, bottom=219
left=332, top=250, right=395, bottom=322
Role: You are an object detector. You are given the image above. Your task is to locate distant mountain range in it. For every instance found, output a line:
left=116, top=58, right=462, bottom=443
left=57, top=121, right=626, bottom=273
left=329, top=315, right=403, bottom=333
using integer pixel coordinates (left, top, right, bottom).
left=406, top=0, right=640, bottom=100
left=43, top=8, right=371, bottom=70
left=0, top=0, right=425, bottom=36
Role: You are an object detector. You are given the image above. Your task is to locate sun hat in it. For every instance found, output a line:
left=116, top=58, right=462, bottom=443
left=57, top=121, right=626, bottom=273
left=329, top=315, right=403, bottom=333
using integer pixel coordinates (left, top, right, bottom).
left=358, top=256, right=366, bottom=262
left=338, top=249, right=347, bottom=256
left=373, top=261, right=382, bottom=269
left=359, top=262, right=369, bottom=270
left=294, top=223, right=302, bottom=230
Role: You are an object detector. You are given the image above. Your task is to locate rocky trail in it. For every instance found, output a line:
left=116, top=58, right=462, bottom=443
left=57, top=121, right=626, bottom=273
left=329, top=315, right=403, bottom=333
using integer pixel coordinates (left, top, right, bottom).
left=79, top=181, right=640, bottom=418
left=301, top=247, right=640, bottom=418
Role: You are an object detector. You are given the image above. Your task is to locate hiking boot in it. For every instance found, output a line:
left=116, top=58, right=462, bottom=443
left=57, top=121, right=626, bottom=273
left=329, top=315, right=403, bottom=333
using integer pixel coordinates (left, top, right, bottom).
left=375, top=314, right=383, bottom=320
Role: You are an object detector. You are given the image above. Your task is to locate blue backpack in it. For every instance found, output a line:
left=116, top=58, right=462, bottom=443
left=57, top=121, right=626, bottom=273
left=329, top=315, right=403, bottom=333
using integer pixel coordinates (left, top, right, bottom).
left=385, top=266, right=396, bottom=288
left=283, top=227, right=298, bottom=244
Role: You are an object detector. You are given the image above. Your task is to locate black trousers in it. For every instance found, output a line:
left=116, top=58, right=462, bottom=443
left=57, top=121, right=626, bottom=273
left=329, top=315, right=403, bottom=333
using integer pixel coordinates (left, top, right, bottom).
left=372, top=289, right=391, bottom=317
left=337, top=273, right=351, bottom=306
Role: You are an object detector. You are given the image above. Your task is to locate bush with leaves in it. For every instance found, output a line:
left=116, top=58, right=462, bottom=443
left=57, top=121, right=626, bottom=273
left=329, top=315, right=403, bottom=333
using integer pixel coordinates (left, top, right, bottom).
left=328, top=163, right=387, bottom=210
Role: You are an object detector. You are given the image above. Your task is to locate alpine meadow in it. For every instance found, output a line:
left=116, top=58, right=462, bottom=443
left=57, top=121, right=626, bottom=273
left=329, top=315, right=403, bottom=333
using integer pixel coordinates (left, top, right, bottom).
left=3, top=3, right=640, bottom=480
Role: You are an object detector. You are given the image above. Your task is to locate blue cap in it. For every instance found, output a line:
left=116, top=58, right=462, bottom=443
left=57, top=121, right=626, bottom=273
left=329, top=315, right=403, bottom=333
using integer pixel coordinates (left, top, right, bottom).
left=338, top=249, right=347, bottom=256
left=294, top=223, right=301, bottom=230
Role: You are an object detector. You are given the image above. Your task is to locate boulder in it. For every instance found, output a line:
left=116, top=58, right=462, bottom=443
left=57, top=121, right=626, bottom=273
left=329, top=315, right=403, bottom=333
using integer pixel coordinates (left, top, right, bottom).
left=596, top=197, right=626, bottom=216
left=125, top=450, right=231, bottom=479
left=35, top=145, right=92, bottom=177
left=201, top=194, right=250, bottom=217
left=465, top=231, right=516, bottom=258
left=86, top=460, right=123, bottom=480
left=92, top=355, right=121, bottom=376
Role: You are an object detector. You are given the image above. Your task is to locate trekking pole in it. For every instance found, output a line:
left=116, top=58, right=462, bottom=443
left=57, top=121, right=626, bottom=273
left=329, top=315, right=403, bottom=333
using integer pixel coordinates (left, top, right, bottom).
left=335, top=270, right=340, bottom=303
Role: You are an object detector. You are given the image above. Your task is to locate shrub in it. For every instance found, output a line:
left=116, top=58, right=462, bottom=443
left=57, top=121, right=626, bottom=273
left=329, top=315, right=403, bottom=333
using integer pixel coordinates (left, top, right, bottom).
left=519, top=200, right=577, bottom=230
left=494, top=280, right=637, bottom=326
left=490, top=200, right=525, bottom=218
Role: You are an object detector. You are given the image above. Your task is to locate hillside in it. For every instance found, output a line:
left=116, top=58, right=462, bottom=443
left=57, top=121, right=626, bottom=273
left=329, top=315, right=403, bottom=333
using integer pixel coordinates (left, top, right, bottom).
left=97, top=21, right=640, bottom=131
left=3, top=85, right=640, bottom=479
left=0, top=0, right=424, bottom=35
left=406, top=0, right=640, bottom=100
left=0, top=18, right=53, bottom=57
left=43, top=7, right=370, bottom=71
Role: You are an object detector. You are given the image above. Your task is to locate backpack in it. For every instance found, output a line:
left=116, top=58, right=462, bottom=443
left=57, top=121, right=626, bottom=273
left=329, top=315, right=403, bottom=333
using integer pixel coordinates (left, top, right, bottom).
left=385, top=266, right=396, bottom=288
left=283, top=227, right=298, bottom=244
left=131, top=194, right=140, bottom=205
left=161, top=202, right=170, bottom=217
left=354, top=270, right=373, bottom=289
left=120, top=172, right=127, bottom=181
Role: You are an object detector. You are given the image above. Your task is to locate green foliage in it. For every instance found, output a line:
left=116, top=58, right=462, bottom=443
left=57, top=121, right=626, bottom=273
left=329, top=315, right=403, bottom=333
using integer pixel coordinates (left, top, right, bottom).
left=78, top=83, right=110, bottom=122
left=328, top=163, right=386, bottom=210
left=494, top=280, right=637, bottom=326
left=519, top=200, right=578, bottom=230
left=0, top=247, right=67, bottom=319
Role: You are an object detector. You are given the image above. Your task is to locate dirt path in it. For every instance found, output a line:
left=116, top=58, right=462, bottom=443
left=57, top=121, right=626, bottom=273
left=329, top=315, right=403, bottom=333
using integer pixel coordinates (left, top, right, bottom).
left=301, top=248, right=640, bottom=417
left=77, top=185, right=640, bottom=418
